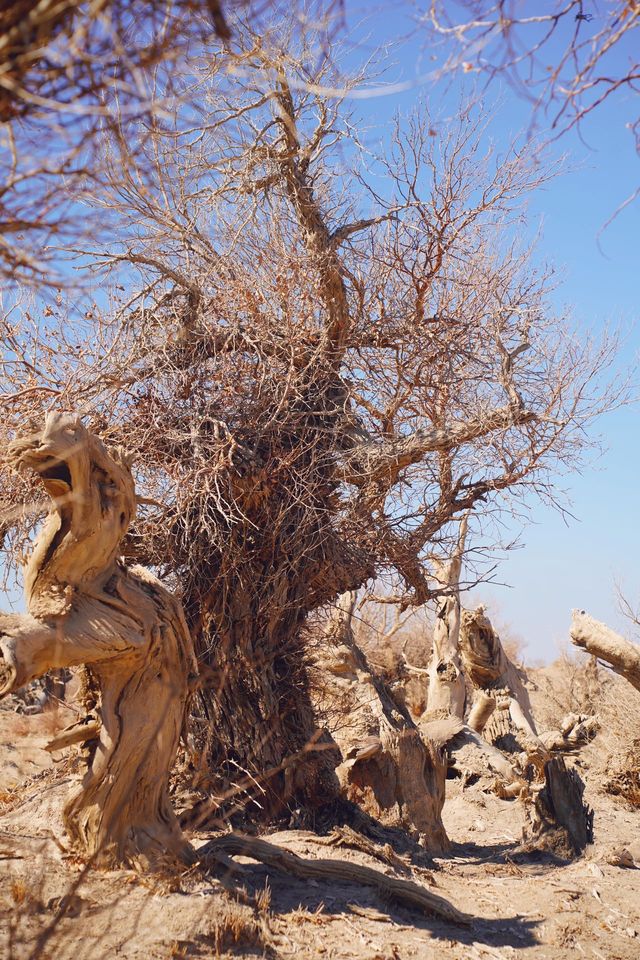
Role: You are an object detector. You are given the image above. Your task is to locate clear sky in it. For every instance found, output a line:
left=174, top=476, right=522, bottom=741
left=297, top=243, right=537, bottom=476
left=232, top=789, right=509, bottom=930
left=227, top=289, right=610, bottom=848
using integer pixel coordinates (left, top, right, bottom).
left=337, top=6, right=639, bottom=661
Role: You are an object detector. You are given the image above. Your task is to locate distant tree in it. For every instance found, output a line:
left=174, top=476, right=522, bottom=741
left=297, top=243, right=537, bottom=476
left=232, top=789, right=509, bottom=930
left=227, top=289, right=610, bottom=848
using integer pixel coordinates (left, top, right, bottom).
left=0, top=1, right=344, bottom=281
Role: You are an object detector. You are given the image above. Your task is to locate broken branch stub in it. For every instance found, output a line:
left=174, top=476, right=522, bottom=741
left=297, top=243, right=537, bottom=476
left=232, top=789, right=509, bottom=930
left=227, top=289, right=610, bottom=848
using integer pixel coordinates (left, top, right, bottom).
left=524, top=757, right=594, bottom=858
left=570, top=610, right=640, bottom=693
left=0, top=413, right=197, bottom=869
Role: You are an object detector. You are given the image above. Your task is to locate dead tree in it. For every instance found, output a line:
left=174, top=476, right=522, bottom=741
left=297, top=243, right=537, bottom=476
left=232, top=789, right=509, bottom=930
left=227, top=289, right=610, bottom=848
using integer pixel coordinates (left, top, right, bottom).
left=312, top=593, right=449, bottom=852
left=413, top=519, right=528, bottom=796
left=0, top=413, right=197, bottom=868
left=460, top=605, right=544, bottom=755
left=461, top=607, right=599, bottom=757
left=570, top=610, right=640, bottom=693
left=425, top=515, right=468, bottom=720
left=523, top=757, right=594, bottom=859
left=426, top=3, right=640, bottom=155
left=0, top=25, right=620, bottom=821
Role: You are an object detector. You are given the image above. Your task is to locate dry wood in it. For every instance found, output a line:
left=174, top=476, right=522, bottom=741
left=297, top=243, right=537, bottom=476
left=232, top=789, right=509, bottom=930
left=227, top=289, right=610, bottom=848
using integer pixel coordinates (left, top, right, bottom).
left=524, top=757, right=594, bottom=857
left=459, top=604, right=550, bottom=767
left=539, top=713, right=599, bottom=753
left=44, top=716, right=101, bottom=753
left=312, top=592, right=449, bottom=852
left=446, top=725, right=526, bottom=795
left=198, top=834, right=469, bottom=925
left=570, top=610, right=640, bottom=693
left=467, top=690, right=496, bottom=733
left=460, top=605, right=537, bottom=731
left=426, top=516, right=468, bottom=719
left=0, top=414, right=197, bottom=868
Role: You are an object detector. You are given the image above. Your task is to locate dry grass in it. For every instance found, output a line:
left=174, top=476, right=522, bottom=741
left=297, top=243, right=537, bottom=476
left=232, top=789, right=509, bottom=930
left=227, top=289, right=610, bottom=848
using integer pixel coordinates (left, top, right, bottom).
left=165, top=887, right=274, bottom=959
left=529, top=652, right=640, bottom=808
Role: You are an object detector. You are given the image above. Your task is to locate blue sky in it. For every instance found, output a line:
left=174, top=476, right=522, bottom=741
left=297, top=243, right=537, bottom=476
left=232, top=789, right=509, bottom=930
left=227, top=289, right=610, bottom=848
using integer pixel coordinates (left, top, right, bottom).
left=338, top=7, right=639, bottom=660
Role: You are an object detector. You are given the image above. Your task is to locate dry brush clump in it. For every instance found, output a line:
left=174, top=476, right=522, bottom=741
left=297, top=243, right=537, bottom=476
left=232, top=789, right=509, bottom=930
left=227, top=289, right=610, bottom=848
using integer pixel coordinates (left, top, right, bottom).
left=529, top=648, right=640, bottom=806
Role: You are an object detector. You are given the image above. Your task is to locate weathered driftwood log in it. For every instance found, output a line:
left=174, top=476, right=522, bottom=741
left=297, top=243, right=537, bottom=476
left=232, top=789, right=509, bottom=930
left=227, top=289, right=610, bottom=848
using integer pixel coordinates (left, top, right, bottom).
left=0, top=413, right=197, bottom=868
left=311, top=592, right=449, bottom=853
left=570, top=610, right=640, bottom=693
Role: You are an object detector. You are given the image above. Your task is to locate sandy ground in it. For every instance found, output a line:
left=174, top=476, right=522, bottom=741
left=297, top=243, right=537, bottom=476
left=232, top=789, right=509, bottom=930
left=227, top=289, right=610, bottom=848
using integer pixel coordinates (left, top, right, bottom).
left=1, top=694, right=640, bottom=960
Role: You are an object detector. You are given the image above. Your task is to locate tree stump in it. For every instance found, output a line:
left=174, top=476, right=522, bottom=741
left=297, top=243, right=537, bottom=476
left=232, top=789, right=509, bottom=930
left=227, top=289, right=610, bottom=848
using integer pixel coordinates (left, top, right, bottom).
left=0, top=413, right=198, bottom=868
left=524, top=757, right=594, bottom=858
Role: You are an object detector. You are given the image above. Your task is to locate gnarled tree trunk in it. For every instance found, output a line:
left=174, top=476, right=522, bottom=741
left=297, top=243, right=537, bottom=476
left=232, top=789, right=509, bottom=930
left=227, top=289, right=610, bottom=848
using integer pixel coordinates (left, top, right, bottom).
left=310, top=592, right=449, bottom=853
left=418, top=524, right=529, bottom=797
left=459, top=604, right=544, bottom=754
left=0, top=414, right=197, bottom=869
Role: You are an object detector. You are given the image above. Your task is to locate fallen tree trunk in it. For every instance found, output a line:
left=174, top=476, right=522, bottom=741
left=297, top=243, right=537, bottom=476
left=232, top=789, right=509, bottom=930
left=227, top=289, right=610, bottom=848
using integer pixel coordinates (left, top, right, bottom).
left=311, top=592, right=449, bottom=853
left=0, top=414, right=197, bottom=869
left=570, top=610, right=640, bottom=693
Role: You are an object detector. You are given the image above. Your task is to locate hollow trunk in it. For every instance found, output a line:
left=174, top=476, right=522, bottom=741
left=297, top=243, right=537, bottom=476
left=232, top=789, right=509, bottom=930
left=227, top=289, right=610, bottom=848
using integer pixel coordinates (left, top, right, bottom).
left=523, top=757, right=594, bottom=858
left=310, top=593, right=449, bottom=853
left=0, top=414, right=196, bottom=869
left=459, top=604, right=543, bottom=754
left=427, top=595, right=466, bottom=719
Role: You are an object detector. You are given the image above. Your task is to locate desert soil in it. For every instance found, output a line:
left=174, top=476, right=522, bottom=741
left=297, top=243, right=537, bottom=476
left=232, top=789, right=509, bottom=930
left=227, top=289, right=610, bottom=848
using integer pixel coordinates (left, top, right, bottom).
left=1, top=683, right=639, bottom=960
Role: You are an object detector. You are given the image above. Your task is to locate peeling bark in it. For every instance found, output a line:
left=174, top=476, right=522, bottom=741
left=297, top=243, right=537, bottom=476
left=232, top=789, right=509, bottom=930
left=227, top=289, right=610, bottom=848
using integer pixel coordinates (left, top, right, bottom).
left=0, top=413, right=197, bottom=868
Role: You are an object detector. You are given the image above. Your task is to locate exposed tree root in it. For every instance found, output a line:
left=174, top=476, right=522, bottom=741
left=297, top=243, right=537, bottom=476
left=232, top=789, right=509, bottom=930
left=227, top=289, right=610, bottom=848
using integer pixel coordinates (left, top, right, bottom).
left=198, top=834, right=469, bottom=925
